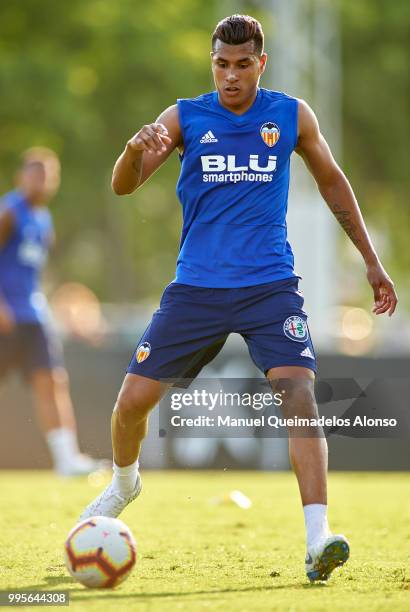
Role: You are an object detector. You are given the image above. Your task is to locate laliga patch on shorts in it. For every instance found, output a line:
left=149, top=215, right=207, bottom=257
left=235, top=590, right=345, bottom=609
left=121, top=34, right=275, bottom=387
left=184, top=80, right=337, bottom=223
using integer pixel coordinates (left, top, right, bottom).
left=136, top=342, right=151, bottom=363
left=283, top=316, right=309, bottom=342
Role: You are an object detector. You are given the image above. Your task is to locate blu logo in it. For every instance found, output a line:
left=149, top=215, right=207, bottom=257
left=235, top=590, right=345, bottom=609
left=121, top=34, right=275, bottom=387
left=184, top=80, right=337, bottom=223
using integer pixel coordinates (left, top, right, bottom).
left=201, top=155, right=277, bottom=172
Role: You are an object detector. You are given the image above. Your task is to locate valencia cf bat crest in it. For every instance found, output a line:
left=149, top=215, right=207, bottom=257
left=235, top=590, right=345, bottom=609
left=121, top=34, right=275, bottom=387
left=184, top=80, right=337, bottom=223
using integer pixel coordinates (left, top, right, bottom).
left=260, top=122, right=280, bottom=147
left=136, top=342, right=151, bottom=363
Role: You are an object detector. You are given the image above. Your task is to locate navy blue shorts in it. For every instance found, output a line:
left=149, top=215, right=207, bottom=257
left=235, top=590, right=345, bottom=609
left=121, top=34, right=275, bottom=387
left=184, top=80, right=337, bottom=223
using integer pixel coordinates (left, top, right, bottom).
left=127, top=277, right=317, bottom=381
left=0, top=322, right=63, bottom=380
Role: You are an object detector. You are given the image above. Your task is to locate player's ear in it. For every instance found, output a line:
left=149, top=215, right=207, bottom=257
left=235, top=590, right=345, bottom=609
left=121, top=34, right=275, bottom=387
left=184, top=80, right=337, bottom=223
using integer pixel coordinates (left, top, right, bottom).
left=259, top=53, right=268, bottom=74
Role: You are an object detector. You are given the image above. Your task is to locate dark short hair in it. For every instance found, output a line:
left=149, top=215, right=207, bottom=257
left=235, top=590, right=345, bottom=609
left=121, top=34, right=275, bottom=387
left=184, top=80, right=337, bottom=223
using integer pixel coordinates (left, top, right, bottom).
left=212, top=14, right=264, bottom=55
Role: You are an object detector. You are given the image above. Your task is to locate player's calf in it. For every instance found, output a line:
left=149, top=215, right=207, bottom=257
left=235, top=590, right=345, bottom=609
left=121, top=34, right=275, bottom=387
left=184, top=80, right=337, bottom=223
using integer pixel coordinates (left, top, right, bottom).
left=80, top=374, right=164, bottom=520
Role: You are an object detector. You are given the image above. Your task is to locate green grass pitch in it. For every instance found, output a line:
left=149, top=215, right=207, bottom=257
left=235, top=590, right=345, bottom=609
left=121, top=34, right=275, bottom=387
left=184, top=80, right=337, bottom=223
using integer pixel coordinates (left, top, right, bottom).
left=0, top=471, right=409, bottom=611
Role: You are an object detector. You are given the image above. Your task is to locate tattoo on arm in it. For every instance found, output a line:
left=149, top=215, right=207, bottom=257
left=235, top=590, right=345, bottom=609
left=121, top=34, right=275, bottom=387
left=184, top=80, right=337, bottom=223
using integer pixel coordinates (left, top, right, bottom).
left=329, top=202, right=363, bottom=248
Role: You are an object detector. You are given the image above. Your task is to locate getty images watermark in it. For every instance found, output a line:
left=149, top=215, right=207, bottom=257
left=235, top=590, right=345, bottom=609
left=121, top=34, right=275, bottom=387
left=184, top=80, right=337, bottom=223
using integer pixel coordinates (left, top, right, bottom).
left=169, top=388, right=284, bottom=411
left=158, top=378, right=410, bottom=438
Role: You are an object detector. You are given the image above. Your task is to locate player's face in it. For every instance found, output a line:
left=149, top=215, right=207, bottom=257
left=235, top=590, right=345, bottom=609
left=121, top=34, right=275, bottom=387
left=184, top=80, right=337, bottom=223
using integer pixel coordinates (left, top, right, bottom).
left=211, top=40, right=267, bottom=112
left=18, top=162, right=60, bottom=204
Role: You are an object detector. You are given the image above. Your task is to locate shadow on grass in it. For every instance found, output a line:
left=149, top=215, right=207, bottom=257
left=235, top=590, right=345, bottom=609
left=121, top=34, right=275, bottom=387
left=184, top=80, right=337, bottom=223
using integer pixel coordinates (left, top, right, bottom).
left=71, top=583, right=328, bottom=601
left=18, top=575, right=327, bottom=601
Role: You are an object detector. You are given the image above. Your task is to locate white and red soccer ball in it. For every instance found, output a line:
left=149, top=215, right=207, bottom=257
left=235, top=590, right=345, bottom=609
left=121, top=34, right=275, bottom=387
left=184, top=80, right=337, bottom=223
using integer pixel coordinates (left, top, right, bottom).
left=64, top=516, right=137, bottom=588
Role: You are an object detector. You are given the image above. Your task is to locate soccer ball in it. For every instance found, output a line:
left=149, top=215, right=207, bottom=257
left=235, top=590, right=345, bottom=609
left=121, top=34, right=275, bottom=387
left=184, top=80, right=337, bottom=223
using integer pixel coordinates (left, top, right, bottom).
left=64, top=516, right=137, bottom=588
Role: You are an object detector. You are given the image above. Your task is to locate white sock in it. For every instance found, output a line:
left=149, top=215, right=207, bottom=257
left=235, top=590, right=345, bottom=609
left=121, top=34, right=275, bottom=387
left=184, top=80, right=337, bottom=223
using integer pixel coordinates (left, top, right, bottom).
left=304, top=504, right=330, bottom=550
left=112, top=459, right=139, bottom=496
left=46, top=427, right=79, bottom=470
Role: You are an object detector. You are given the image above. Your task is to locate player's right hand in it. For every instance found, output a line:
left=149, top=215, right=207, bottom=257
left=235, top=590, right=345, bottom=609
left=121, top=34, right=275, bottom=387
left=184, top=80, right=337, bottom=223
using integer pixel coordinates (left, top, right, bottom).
left=127, top=123, right=172, bottom=155
left=0, top=302, right=15, bottom=334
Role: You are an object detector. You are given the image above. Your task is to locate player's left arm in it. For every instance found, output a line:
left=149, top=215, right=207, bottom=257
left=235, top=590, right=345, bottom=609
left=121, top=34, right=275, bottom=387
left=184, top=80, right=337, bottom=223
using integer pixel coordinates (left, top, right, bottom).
left=295, top=99, right=397, bottom=316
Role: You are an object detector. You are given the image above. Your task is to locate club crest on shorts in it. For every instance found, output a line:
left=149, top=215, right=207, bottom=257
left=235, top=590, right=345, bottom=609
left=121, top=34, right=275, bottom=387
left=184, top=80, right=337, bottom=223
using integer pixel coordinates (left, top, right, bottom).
left=136, top=342, right=151, bottom=363
left=260, top=122, right=280, bottom=147
left=283, top=316, right=308, bottom=342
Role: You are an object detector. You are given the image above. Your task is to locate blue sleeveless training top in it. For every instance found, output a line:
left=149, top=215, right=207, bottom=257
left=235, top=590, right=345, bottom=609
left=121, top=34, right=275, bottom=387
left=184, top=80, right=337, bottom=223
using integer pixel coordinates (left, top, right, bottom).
left=0, top=190, right=52, bottom=322
left=175, top=88, right=299, bottom=287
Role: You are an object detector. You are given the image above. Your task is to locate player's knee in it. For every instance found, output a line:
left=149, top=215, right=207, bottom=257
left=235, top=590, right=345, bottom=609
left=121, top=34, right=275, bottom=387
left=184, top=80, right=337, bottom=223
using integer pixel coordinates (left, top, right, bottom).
left=52, top=367, right=69, bottom=390
left=52, top=366, right=68, bottom=381
left=279, top=379, right=318, bottom=419
left=114, top=387, right=154, bottom=426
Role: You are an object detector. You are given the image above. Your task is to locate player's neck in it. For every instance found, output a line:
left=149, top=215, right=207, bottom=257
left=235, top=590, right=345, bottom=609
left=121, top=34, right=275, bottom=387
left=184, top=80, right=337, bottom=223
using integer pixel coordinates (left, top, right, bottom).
left=217, top=88, right=259, bottom=116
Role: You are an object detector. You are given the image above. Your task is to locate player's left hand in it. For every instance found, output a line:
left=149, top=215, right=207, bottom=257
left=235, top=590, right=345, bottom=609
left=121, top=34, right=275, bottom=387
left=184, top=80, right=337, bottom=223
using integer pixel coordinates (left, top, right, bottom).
left=366, top=263, right=398, bottom=316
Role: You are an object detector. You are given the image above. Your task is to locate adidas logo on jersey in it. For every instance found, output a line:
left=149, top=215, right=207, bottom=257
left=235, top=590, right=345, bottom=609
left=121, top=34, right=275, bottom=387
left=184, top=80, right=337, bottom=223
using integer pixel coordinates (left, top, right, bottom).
left=200, top=130, right=218, bottom=143
left=300, top=347, right=314, bottom=359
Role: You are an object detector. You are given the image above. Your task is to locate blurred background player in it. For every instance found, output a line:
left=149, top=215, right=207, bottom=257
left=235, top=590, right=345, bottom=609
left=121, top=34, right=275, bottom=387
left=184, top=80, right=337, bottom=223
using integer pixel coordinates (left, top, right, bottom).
left=0, top=147, right=101, bottom=476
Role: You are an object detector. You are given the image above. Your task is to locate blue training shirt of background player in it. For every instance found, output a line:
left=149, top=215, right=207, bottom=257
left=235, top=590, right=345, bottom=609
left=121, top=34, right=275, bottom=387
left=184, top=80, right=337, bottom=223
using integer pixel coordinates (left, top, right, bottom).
left=0, top=190, right=52, bottom=323
left=176, top=87, right=298, bottom=288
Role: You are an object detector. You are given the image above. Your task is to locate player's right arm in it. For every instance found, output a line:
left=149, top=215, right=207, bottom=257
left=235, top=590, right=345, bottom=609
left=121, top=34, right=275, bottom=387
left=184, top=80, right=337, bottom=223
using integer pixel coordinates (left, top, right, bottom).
left=0, top=207, right=16, bottom=333
left=112, top=105, right=182, bottom=195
